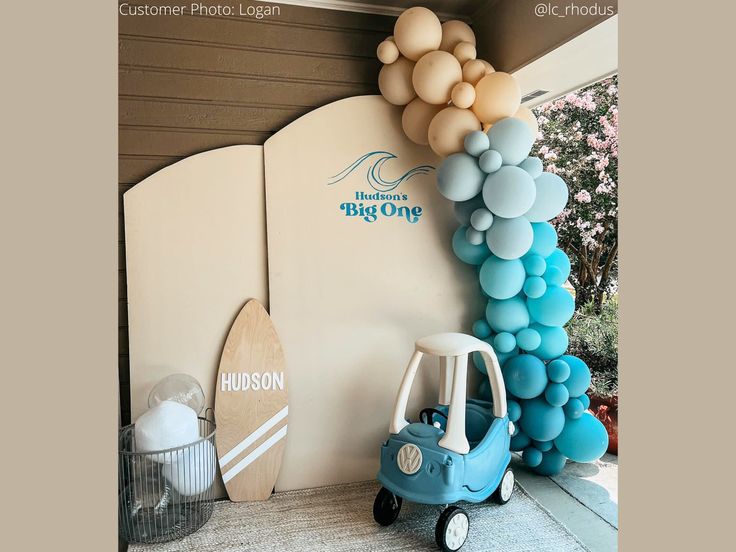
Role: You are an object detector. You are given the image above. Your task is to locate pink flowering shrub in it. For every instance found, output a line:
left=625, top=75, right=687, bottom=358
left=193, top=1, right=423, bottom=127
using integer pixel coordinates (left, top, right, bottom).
left=533, top=76, right=618, bottom=310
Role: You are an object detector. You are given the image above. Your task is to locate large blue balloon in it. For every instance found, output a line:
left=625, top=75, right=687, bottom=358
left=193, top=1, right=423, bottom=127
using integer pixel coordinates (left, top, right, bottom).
left=528, top=323, right=569, bottom=360
left=519, top=156, right=544, bottom=179
left=486, top=296, right=529, bottom=333
left=479, top=255, right=526, bottom=299
left=454, top=195, right=485, bottom=226
left=502, top=354, right=548, bottom=399
left=545, top=248, right=571, bottom=281
left=525, top=172, right=569, bottom=222
left=452, top=225, right=491, bottom=265
left=528, top=222, right=558, bottom=257
left=520, top=397, right=566, bottom=441
left=482, top=166, right=537, bottom=218
left=527, top=285, right=575, bottom=327
left=532, top=447, right=567, bottom=476
left=558, top=355, right=592, bottom=397
left=487, top=117, right=534, bottom=166
left=437, top=153, right=486, bottom=201
left=464, top=130, right=490, bottom=157
left=486, top=216, right=533, bottom=260
left=554, top=412, right=609, bottom=462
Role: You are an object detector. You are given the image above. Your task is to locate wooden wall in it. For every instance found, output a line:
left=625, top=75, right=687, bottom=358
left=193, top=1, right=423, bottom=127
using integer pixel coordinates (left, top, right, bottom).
left=119, top=3, right=394, bottom=423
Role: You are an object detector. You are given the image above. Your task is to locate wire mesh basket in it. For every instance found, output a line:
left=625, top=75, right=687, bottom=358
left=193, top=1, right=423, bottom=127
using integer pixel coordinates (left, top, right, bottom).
left=118, top=409, right=217, bottom=544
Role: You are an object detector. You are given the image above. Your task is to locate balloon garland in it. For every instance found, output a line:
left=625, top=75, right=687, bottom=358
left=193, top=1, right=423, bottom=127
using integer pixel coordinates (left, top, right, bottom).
left=377, top=7, right=608, bottom=475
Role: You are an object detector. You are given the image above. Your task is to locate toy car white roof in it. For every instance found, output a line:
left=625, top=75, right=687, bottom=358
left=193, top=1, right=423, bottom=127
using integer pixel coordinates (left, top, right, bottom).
left=416, top=333, right=492, bottom=357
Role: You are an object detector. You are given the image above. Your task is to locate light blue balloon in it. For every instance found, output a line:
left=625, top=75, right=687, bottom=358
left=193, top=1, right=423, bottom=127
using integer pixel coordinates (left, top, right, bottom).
left=578, top=393, right=591, bottom=410
left=558, top=355, right=592, bottom=397
left=543, top=266, right=566, bottom=287
left=532, top=447, right=567, bottom=476
left=527, top=285, right=575, bottom=327
left=545, top=248, right=571, bottom=281
left=522, top=254, right=546, bottom=276
left=482, top=166, right=537, bottom=218
left=526, top=172, right=569, bottom=222
left=470, top=208, right=494, bottom=231
left=486, top=216, right=533, bottom=260
left=479, top=255, right=526, bottom=299
left=503, top=354, right=548, bottom=399
left=533, top=439, right=553, bottom=452
left=528, top=323, right=569, bottom=360
left=437, top=152, right=486, bottom=202
left=547, top=359, right=571, bottom=383
left=510, top=431, right=531, bottom=452
left=454, top=195, right=485, bottom=226
left=479, top=149, right=503, bottom=173
left=507, top=400, right=522, bottom=422
left=516, top=328, right=541, bottom=351
left=528, top=222, right=558, bottom=257
left=564, top=398, right=585, bottom=419
left=520, top=397, right=566, bottom=442
left=472, top=319, right=492, bottom=339
left=523, top=446, right=543, bottom=467
left=494, top=332, right=517, bottom=353
left=523, top=276, right=547, bottom=298
left=545, top=382, right=570, bottom=407
left=554, top=412, right=609, bottom=462
left=466, top=227, right=485, bottom=245
left=519, top=156, right=544, bottom=179
left=487, top=117, right=534, bottom=166
left=452, top=225, right=491, bottom=265
left=486, top=296, right=529, bottom=333
left=464, top=130, right=490, bottom=157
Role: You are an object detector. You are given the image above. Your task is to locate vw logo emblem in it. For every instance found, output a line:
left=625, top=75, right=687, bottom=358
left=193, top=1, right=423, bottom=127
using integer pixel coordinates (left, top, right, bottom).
left=397, top=444, right=422, bottom=475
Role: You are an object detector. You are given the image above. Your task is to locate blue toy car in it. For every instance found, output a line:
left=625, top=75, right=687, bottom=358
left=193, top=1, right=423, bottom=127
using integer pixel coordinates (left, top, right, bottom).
left=373, top=333, right=515, bottom=551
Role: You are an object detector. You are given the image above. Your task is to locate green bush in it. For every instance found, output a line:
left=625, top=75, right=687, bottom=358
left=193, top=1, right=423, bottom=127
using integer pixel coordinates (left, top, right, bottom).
left=566, top=297, right=618, bottom=397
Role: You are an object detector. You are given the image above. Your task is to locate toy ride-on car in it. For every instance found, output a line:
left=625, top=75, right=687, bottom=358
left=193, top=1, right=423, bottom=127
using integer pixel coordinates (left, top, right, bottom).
left=373, top=333, right=514, bottom=551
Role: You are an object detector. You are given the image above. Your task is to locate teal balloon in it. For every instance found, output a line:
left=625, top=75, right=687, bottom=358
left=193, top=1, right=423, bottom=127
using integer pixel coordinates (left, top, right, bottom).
left=486, top=296, right=529, bottom=333
left=464, top=130, right=490, bottom=157
left=494, top=332, right=516, bottom=353
left=465, top=227, right=485, bottom=245
left=519, top=156, right=544, bottom=179
left=516, top=328, right=541, bottom=351
left=545, top=248, right=571, bottom=281
left=543, top=266, right=565, bottom=287
left=507, top=400, right=522, bottom=422
left=503, top=354, right=548, bottom=399
left=479, top=149, right=503, bottom=173
left=578, top=394, right=591, bottom=410
left=487, top=117, right=534, bottom=166
left=472, top=319, right=492, bottom=339
left=478, top=378, right=491, bottom=401
left=437, top=153, right=486, bottom=201
left=533, top=447, right=567, bottom=476
left=558, top=355, right=592, bottom=397
left=547, top=359, right=571, bottom=383
left=523, top=276, right=547, bottom=298
left=564, top=398, right=585, bottom=419
left=454, top=195, right=485, bottom=226
left=479, top=255, right=526, bottom=299
left=510, top=431, right=531, bottom=452
left=482, top=166, right=537, bottom=218
left=522, top=254, right=546, bottom=276
left=486, top=216, right=533, bottom=260
left=528, top=222, right=558, bottom=257
left=526, top=172, right=569, bottom=222
left=520, top=397, right=566, bottom=441
left=554, top=412, right=609, bottom=462
left=527, top=285, right=575, bottom=327
left=544, top=382, right=570, bottom=407
left=452, top=225, right=491, bottom=265
left=528, top=323, right=569, bottom=360
left=470, top=208, right=494, bottom=231
left=533, top=439, right=553, bottom=452
left=523, top=446, right=543, bottom=468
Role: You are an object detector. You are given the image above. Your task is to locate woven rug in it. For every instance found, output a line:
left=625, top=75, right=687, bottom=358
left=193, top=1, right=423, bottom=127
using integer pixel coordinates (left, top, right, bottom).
left=129, top=480, right=588, bottom=551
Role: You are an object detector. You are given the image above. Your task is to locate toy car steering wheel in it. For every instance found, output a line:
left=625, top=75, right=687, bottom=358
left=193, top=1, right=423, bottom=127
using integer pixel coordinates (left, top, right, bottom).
left=419, top=408, right=448, bottom=426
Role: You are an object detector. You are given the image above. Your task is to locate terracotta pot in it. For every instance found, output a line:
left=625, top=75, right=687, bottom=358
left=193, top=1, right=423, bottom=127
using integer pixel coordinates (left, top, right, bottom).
left=589, top=394, right=618, bottom=455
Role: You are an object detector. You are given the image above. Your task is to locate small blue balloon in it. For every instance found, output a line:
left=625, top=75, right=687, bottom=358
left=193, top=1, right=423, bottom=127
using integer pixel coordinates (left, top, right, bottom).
left=470, top=208, right=494, bottom=231
left=578, top=394, right=591, bottom=410
left=437, top=153, right=486, bottom=202
left=543, top=266, right=566, bottom=287
left=494, top=332, right=516, bottom=353
left=478, top=378, right=491, bottom=401
left=528, top=222, right=558, bottom=257
left=479, top=149, right=503, bottom=173
left=482, top=166, right=537, bottom=219
left=516, top=328, right=541, bottom=351
left=523, top=446, right=543, bottom=467
left=547, top=359, right=571, bottom=383
left=519, top=156, right=544, bottom=179
left=526, top=172, right=569, bottom=223
left=465, top=227, right=485, bottom=245
left=533, top=439, right=553, bottom=452
left=533, top=447, right=567, bottom=476
left=544, top=382, right=570, bottom=407
left=520, top=397, right=566, bottom=442
left=523, top=276, right=547, bottom=298
left=507, top=400, right=522, bottom=422
left=527, top=285, right=575, bottom=327
left=454, top=195, right=485, bottom=226
left=558, top=355, right=592, bottom=397
left=479, top=255, right=526, bottom=299
left=545, top=248, right=571, bottom=281
left=464, top=130, right=490, bottom=157
left=502, top=354, right=548, bottom=399
left=486, top=296, right=530, bottom=334
left=486, top=216, right=534, bottom=260
left=472, top=319, right=492, bottom=339
left=554, top=412, right=609, bottom=463
left=510, top=431, right=531, bottom=452
left=564, top=398, right=585, bottom=419
left=487, top=117, right=534, bottom=166
left=452, top=225, right=491, bottom=265
left=522, top=254, right=546, bottom=276
left=528, top=323, right=569, bottom=360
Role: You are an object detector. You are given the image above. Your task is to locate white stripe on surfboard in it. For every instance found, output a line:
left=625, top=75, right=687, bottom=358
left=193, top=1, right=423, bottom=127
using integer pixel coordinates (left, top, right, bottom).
left=221, top=425, right=288, bottom=484
left=219, top=405, right=289, bottom=468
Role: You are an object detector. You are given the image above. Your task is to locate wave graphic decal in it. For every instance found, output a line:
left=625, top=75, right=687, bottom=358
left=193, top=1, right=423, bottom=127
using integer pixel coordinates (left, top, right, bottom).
left=327, top=151, right=435, bottom=192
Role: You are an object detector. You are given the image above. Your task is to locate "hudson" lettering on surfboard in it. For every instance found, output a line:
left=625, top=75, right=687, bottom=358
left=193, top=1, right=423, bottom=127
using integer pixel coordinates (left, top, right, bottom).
left=220, top=372, right=285, bottom=392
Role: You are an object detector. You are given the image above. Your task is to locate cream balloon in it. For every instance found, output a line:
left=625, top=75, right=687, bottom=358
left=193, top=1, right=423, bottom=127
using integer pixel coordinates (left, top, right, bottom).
left=428, top=106, right=481, bottom=157
left=451, top=82, right=476, bottom=109
left=514, top=105, right=539, bottom=137
left=378, top=56, right=416, bottom=105
left=401, top=98, right=444, bottom=145
left=453, top=41, right=477, bottom=65
left=462, top=59, right=486, bottom=86
left=393, top=7, right=442, bottom=61
left=377, top=39, right=400, bottom=64
left=439, top=20, right=476, bottom=53
left=482, top=123, right=492, bottom=132
left=412, top=50, right=462, bottom=105
left=471, top=71, right=521, bottom=124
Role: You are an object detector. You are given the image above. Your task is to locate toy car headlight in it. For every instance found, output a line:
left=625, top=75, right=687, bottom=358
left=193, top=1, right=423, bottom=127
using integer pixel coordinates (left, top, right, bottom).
left=397, top=444, right=422, bottom=475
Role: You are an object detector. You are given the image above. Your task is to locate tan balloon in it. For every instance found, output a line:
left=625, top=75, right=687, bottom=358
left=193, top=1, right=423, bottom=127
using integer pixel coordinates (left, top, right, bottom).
left=482, top=123, right=492, bottom=132
left=439, top=20, right=476, bottom=53
left=428, top=106, right=481, bottom=157
left=453, top=41, right=477, bottom=65
left=514, top=105, right=539, bottom=137
left=451, top=82, right=476, bottom=109
left=378, top=56, right=416, bottom=106
left=412, top=50, right=462, bottom=105
left=377, top=40, right=400, bottom=64
left=393, top=7, right=442, bottom=61
left=462, top=59, right=486, bottom=86
left=401, top=98, right=444, bottom=145
left=479, top=59, right=495, bottom=74
left=471, top=71, right=521, bottom=124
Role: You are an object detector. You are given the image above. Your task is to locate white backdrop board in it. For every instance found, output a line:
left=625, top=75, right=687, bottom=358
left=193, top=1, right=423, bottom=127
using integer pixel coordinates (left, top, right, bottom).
left=265, top=96, right=481, bottom=491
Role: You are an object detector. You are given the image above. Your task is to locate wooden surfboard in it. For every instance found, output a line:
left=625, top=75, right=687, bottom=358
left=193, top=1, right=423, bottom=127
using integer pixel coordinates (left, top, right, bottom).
left=215, top=300, right=288, bottom=501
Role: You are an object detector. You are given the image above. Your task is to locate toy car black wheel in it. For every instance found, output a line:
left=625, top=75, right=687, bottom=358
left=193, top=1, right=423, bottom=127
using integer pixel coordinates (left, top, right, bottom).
left=373, top=487, right=402, bottom=526
left=492, top=467, right=515, bottom=505
left=435, top=505, right=470, bottom=551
